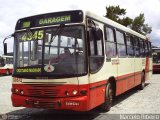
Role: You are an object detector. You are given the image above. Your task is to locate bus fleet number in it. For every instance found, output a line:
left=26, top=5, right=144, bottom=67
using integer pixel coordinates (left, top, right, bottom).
left=21, top=30, right=44, bottom=41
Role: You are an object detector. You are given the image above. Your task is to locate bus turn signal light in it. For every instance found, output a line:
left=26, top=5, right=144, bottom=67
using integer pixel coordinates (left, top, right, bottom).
left=80, top=90, right=87, bottom=95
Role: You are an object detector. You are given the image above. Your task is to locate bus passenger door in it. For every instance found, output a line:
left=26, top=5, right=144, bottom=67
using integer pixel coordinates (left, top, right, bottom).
left=87, top=19, right=105, bottom=109
left=134, top=38, right=142, bottom=86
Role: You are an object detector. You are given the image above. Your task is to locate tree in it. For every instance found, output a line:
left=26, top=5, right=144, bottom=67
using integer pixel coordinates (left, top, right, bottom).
left=132, top=13, right=152, bottom=34
left=120, top=17, right=133, bottom=27
left=105, top=5, right=126, bottom=22
left=105, top=5, right=133, bottom=27
left=105, top=5, right=152, bottom=35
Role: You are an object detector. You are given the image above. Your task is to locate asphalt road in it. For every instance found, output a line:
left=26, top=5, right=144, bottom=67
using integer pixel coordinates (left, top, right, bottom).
left=0, top=74, right=160, bottom=120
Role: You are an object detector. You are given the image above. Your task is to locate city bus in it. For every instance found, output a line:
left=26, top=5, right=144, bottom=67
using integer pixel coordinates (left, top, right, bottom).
left=152, top=47, right=160, bottom=73
left=3, top=10, right=152, bottom=111
left=0, top=55, right=13, bottom=75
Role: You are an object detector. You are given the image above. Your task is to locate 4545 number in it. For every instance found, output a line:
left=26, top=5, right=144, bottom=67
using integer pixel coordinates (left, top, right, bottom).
left=21, top=30, right=44, bottom=41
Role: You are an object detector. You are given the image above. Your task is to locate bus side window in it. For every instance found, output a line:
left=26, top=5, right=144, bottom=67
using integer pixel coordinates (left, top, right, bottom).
left=88, top=26, right=104, bottom=73
left=126, top=34, right=134, bottom=57
left=144, top=41, right=149, bottom=57
left=148, top=41, right=152, bottom=57
left=116, top=30, right=126, bottom=57
left=133, top=37, right=140, bottom=57
left=105, top=27, right=117, bottom=57
left=139, top=39, right=145, bottom=57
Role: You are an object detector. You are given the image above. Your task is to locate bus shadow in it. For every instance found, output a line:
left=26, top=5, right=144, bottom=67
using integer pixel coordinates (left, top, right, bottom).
left=5, top=108, right=101, bottom=120
left=112, top=83, right=149, bottom=106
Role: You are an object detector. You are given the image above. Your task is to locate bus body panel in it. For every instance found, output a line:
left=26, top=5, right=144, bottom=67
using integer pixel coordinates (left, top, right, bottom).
left=12, top=93, right=89, bottom=111
left=12, top=77, right=107, bottom=111
left=134, top=58, right=143, bottom=86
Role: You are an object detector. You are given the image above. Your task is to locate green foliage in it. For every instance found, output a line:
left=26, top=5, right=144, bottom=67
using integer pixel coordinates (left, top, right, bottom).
left=131, top=13, right=152, bottom=34
left=105, top=5, right=126, bottom=22
left=105, top=5, right=152, bottom=35
left=120, top=17, right=133, bottom=27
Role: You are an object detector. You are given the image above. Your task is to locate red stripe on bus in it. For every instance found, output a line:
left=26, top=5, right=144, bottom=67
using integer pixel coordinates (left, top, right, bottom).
left=11, top=69, right=148, bottom=111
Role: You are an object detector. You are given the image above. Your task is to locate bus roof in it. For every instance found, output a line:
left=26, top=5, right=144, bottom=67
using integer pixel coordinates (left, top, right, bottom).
left=85, top=11, right=147, bottom=40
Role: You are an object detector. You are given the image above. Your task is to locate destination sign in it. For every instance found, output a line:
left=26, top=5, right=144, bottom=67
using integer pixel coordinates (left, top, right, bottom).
left=16, top=68, right=41, bottom=73
left=38, top=15, right=71, bottom=26
left=15, top=10, right=83, bottom=30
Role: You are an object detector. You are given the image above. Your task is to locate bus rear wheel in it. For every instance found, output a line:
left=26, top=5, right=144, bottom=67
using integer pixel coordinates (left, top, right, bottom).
left=99, top=82, right=113, bottom=112
left=138, top=72, right=145, bottom=90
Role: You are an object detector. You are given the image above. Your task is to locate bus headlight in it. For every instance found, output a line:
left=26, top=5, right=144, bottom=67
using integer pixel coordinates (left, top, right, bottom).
left=65, top=91, right=70, bottom=96
left=15, top=89, right=19, bottom=93
left=80, top=89, right=87, bottom=95
left=20, top=90, right=24, bottom=95
left=72, top=90, right=78, bottom=95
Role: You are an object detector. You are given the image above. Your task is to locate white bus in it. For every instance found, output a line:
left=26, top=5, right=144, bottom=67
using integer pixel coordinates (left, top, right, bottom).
left=0, top=55, right=13, bottom=75
left=4, top=10, right=152, bottom=111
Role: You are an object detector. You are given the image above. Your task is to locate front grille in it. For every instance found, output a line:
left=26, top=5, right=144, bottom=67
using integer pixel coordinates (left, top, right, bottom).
left=27, top=84, right=61, bottom=98
left=28, top=89, right=59, bottom=97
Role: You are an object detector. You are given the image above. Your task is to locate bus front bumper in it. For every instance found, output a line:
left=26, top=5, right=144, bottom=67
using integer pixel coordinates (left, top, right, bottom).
left=11, top=94, right=89, bottom=111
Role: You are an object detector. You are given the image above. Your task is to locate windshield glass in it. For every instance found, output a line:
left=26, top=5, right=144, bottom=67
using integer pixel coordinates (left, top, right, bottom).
left=15, top=30, right=43, bottom=68
left=14, top=25, right=86, bottom=77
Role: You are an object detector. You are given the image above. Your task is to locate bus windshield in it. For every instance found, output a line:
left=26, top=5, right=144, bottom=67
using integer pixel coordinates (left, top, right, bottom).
left=14, top=25, right=86, bottom=77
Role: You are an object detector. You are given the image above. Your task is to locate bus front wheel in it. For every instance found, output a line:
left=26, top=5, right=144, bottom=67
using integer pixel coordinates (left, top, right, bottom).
left=99, top=82, right=113, bottom=112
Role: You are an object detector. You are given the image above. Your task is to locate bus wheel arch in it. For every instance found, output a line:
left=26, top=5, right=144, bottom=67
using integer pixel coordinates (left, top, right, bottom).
left=108, top=77, right=116, bottom=98
left=99, top=77, right=116, bottom=112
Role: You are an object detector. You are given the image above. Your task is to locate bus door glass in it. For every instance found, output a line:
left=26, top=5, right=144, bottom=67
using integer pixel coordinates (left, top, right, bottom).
left=87, top=20, right=104, bottom=73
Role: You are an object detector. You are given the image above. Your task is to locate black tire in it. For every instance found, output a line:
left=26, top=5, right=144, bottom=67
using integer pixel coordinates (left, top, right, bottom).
left=99, top=82, right=113, bottom=112
left=138, top=72, right=145, bottom=90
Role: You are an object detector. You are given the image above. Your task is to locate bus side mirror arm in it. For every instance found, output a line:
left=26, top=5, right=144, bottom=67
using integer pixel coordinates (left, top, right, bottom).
left=3, top=33, right=14, bottom=55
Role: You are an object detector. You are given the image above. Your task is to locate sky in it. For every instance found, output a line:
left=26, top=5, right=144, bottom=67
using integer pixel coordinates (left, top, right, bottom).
left=0, top=0, right=160, bottom=55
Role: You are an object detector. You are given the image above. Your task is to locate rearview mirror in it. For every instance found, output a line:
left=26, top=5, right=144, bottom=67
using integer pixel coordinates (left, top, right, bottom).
left=3, top=33, right=14, bottom=55
left=4, top=43, right=7, bottom=55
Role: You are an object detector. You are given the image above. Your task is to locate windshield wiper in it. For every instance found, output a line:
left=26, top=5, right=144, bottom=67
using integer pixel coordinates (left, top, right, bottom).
left=49, top=24, right=65, bottom=45
left=48, top=24, right=65, bottom=56
left=26, top=28, right=33, bottom=38
left=48, top=24, right=65, bottom=62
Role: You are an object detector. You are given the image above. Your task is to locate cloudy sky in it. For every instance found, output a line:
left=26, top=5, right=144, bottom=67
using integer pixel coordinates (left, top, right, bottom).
left=0, top=0, right=160, bottom=55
